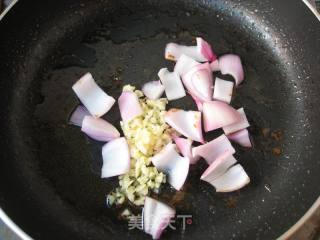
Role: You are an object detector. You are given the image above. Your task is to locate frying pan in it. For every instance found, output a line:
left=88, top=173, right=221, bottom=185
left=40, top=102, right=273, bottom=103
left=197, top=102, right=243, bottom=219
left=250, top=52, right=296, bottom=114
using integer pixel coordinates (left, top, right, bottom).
left=0, top=0, right=319, bottom=239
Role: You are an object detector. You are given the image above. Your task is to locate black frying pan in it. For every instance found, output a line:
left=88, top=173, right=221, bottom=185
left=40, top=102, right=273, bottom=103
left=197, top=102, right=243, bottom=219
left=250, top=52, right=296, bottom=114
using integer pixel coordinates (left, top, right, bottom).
left=0, top=0, right=319, bottom=239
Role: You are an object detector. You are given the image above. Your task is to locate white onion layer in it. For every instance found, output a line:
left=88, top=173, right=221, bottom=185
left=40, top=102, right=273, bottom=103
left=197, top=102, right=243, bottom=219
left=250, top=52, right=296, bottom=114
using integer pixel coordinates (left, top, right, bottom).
left=219, top=54, right=244, bottom=86
left=165, top=109, right=204, bottom=143
left=208, top=164, right=250, bottom=192
left=165, top=37, right=216, bottom=62
left=213, top=77, right=234, bottom=104
left=151, top=143, right=189, bottom=190
left=223, top=107, right=250, bottom=134
left=158, top=68, right=186, bottom=100
left=72, top=73, right=115, bottom=118
left=142, top=81, right=165, bottom=100
left=192, top=134, right=235, bottom=164
left=143, top=197, right=176, bottom=239
left=174, top=137, right=200, bottom=165
left=201, top=152, right=237, bottom=183
left=101, top=137, right=130, bottom=178
left=227, top=128, right=252, bottom=148
left=174, top=54, right=200, bottom=76
left=182, top=63, right=213, bottom=102
left=81, top=116, right=120, bottom=142
left=118, top=91, right=143, bottom=123
left=202, top=101, right=242, bottom=132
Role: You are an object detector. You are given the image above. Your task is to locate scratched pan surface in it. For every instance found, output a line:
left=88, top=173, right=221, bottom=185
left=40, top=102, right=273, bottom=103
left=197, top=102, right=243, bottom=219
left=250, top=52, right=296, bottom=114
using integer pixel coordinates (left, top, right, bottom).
left=0, top=0, right=319, bottom=239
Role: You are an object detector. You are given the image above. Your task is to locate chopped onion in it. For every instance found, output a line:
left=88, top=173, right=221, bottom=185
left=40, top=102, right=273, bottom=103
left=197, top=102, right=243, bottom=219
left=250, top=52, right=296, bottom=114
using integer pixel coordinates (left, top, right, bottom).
left=142, top=81, right=165, bottom=100
left=151, top=205, right=175, bottom=239
left=192, top=134, right=235, bottom=164
left=143, top=197, right=157, bottom=234
left=210, top=59, right=220, bottom=72
left=197, top=37, right=216, bottom=62
left=227, top=128, right=252, bottom=148
left=174, top=137, right=200, bottom=164
left=174, top=54, right=200, bottom=76
left=219, top=54, right=244, bottom=86
left=202, top=101, right=242, bottom=132
left=182, top=63, right=213, bottom=101
left=223, top=108, right=250, bottom=134
left=81, top=116, right=120, bottom=142
left=191, top=69, right=213, bottom=101
left=143, top=196, right=176, bottom=239
left=72, top=73, right=115, bottom=118
left=69, top=105, right=90, bottom=127
left=165, top=43, right=190, bottom=61
left=151, top=143, right=189, bottom=190
left=201, top=152, right=237, bottom=183
left=101, top=137, right=130, bottom=178
left=165, top=37, right=216, bottom=62
left=118, top=91, right=143, bottom=123
left=213, top=77, right=234, bottom=104
left=165, top=109, right=204, bottom=143
left=207, top=164, right=250, bottom=192
left=158, top=68, right=186, bottom=100
left=189, top=92, right=203, bottom=111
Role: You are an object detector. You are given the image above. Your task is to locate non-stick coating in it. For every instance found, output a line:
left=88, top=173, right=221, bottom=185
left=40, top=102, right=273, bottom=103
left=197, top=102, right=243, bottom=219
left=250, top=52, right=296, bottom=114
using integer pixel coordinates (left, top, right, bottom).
left=0, top=0, right=319, bottom=239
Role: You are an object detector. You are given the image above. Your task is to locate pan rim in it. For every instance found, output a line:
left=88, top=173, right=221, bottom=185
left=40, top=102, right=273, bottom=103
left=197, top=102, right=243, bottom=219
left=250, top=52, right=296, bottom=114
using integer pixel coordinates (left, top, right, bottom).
left=0, top=0, right=17, bottom=21
left=279, top=197, right=320, bottom=239
left=0, top=208, right=32, bottom=240
left=0, top=0, right=319, bottom=239
left=302, top=0, right=320, bottom=21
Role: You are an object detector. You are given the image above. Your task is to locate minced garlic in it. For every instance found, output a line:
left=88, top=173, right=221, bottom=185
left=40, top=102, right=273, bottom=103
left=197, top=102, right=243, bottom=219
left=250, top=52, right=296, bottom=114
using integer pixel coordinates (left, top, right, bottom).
left=107, top=85, right=175, bottom=206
